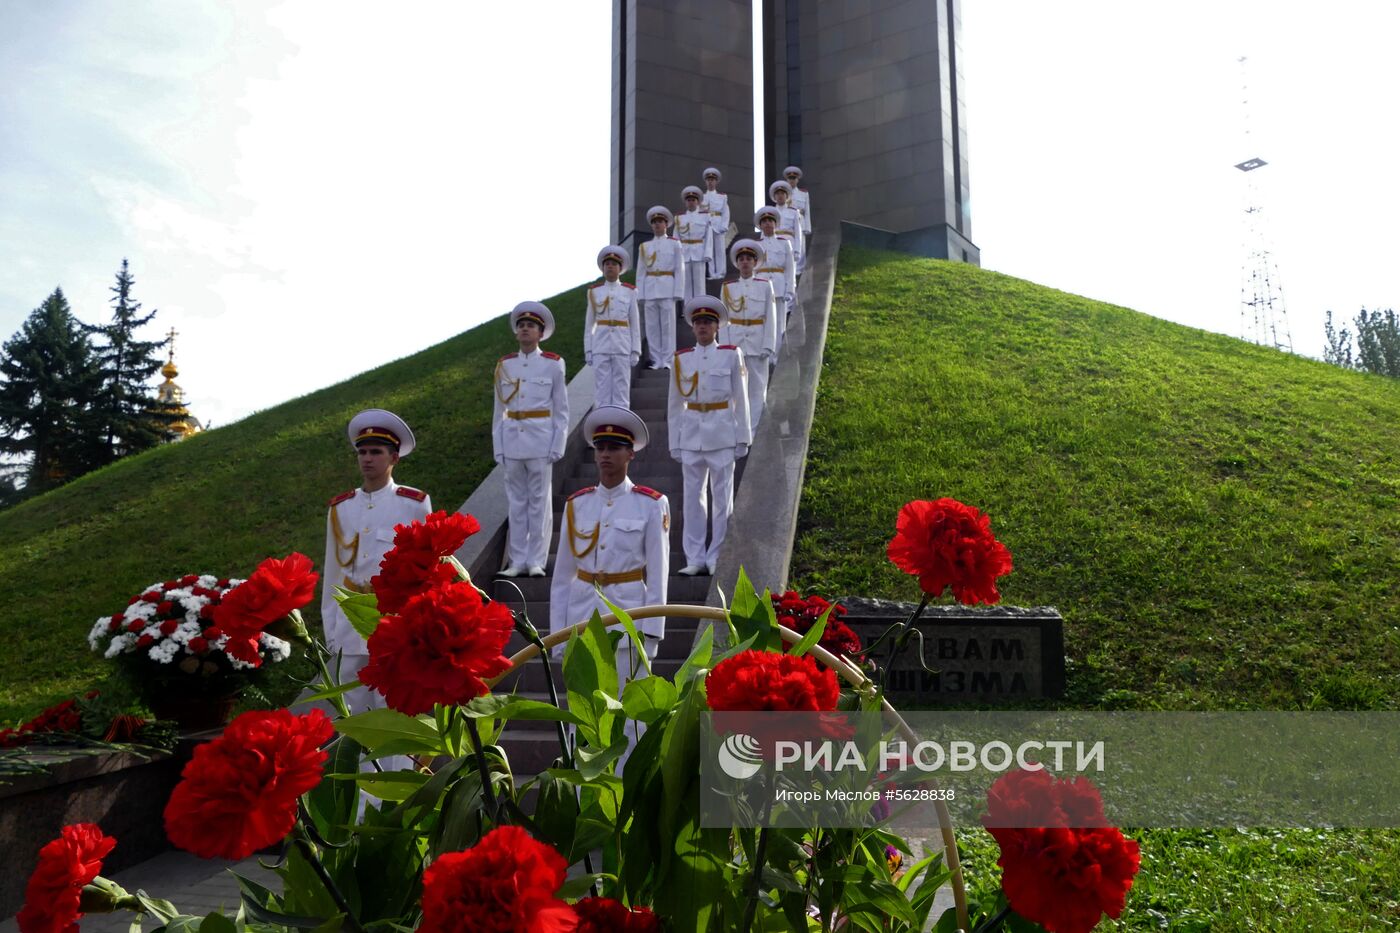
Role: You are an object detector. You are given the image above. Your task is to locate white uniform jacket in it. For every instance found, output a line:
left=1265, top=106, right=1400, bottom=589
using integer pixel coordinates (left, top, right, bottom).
left=719, top=277, right=778, bottom=362
left=584, top=280, right=642, bottom=360
left=757, top=235, right=797, bottom=306
left=702, top=190, right=730, bottom=234
left=675, top=209, right=713, bottom=263
left=549, top=476, right=670, bottom=639
left=775, top=205, right=805, bottom=268
left=635, top=237, right=686, bottom=301
left=492, top=349, right=568, bottom=462
left=321, top=481, right=432, bottom=656
left=790, top=187, right=812, bottom=235
left=667, top=342, right=753, bottom=453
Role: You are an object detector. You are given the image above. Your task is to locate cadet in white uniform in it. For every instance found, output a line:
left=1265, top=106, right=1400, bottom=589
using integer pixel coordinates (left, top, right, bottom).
left=492, top=302, right=568, bottom=577
left=321, top=409, right=432, bottom=710
left=634, top=206, right=685, bottom=370
left=550, top=406, right=669, bottom=668
left=754, top=206, right=797, bottom=350
left=770, top=180, right=806, bottom=276
left=701, top=167, right=731, bottom=281
left=720, top=239, right=778, bottom=431
left=669, top=297, right=752, bottom=576
left=676, top=185, right=713, bottom=301
left=585, top=245, right=641, bottom=409
left=784, top=165, right=812, bottom=237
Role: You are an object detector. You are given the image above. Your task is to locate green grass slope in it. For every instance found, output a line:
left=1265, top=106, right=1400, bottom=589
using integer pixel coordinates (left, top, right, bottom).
left=792, top=246, right=1400, bottom=929
left=794, top=246, right=1400, bottom=712
left=0, top=281, right=596, bottom=722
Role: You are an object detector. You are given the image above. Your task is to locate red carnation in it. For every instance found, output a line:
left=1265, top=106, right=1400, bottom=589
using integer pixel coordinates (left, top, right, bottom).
left=157, top=600, right=174, bottom=615
left=707, top=649, right=840, bottom=713
left=420, top=826, right=577, bottom=933
left=107, top=616, right=124, bottom=632
left=887, top=498, right=1013, bottom=604
left=371, top=511, right=482, bottom=615
left=17, top=823, right=117, bottom=933
left=982, top=770, right=1140, bottom=933
left=706, top=650, right=847, bottom=758
left=126, top=618, right=145, bottom=633
left=203, top=625, right=223, bottom=640
left=359, top=580, right=513, bottom=716
left=189, top=636, right=209, bottom=654
left=573, top=897, right=659, bottom=933
left=775, top=592, right=863, bottom=659
left=160, top=619, right=179, bottom=636
left=164, top=708, right=332, bottom=860
left=135, top=634, right=155, bottom=649
left=211, top=553, right=318, bottom=665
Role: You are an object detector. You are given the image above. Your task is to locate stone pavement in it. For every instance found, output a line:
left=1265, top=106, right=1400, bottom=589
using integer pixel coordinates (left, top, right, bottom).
left=1, top=851, right=276, bottom=932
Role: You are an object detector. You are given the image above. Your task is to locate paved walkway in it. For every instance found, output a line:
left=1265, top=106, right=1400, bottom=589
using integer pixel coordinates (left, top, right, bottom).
left=2, top=851, right=275, bottom=932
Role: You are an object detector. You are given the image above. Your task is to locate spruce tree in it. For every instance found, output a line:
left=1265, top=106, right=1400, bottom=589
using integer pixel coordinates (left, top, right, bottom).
left=83, top=259, right=177, bottom=463
left=0, top=288, right=102, bottom=496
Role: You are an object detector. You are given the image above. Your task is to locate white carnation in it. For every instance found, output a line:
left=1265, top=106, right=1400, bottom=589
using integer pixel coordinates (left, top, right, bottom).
left=148, top=639, right=180, bottom=664
left=104, top=633, right=135, bottom=659
left=88, top=618, right=110, bottom=649
left=166, top=587, right=193, bottom=601
left=197, top=574, right=219, bottom=588
left=259, top=632, right=291, bottom=663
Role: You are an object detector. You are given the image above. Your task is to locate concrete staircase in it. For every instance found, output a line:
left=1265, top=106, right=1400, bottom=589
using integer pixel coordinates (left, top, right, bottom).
left=486, top=316, right=728, bottom=775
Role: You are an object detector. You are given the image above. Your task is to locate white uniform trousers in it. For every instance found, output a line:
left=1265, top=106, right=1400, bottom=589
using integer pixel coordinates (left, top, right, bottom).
left=745, top=356, right=771, bottom=431
left=707, top=230, right=726, bottom=280
left=503, top=456, right=552, bottom=569
left=324, top=653, right=414, bottom=794
left=683, top=261, right=707, bottom=303
left=642, top=299, right=676, bottom=369
left=680, top=448, right=736, bottom=570
left=592, top=353, right=633, bottom=409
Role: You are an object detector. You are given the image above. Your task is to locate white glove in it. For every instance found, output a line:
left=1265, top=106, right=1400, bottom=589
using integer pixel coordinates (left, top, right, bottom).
left=630, top=353, right=640, bottom=367
left=670, top=449, right=682, bottom=462
left=549, top=452, right=563, bottom=464
left=735, top=444, right=749, bottom=459
left=585, top=352, right=594, bottom=367
left=494, top=454, right=504, bottom=466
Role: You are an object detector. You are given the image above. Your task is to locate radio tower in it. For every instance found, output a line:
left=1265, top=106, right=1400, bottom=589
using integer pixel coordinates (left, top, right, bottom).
left=1235, top=56, right=1293, bottom=352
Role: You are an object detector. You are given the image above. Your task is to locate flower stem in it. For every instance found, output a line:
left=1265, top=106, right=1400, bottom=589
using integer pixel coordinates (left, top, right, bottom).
left=464, top=715, right=503, bottom=826
left=740, top=826, right=772, bottom=933
left=973, top=903, right=1013, bottom=933
left=293, top=824, right=365, bottom=933
left=877, top=594, right=931, bottom=694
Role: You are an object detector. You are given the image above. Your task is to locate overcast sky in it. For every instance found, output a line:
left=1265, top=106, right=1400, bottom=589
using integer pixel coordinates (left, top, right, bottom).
left=2, top=1, right=1396, bottom=429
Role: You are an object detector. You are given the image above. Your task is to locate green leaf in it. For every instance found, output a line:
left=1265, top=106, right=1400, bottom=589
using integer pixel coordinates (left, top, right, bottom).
left=564, top=611, right=619, bottom=747
left=293, top=680, right=361, bottom=705
left=463, top=694, right=584, bottom=724
left=727, top=566, right=781, bottom=652
left=309, top=915, right=345, bottom=933
left=600, top=593, right=652, bottom=677
left=304, top=735, right=361, bottom=845
left=789, top=601, right=833, bottom=657
left=197, top=913, right=237, bottom=933
left=621, top=676, right=678, bottom=724
left=334, top=588, right=382, bottom=639
left=234, top=889, right=326, bottom=931
left=333, top=708, right=443, bottom=756
left=133, top=893, right=182, bottom=925
left=576, top=735, right=630, bottom=780
left=650, top=804, right=728, bottom=933
left=557, top=873, right=614, bottom=900
left=674, top=623, right=714, bottom=687
left=326, top=768, right=430, bottom=800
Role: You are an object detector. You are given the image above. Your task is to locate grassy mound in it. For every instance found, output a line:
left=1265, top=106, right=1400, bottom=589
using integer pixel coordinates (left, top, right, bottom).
left=793, top=246, right=1400, bottom=712
left=792, top=245, right=1400, bottom=929
left=0, top=282, right=595, bottom=722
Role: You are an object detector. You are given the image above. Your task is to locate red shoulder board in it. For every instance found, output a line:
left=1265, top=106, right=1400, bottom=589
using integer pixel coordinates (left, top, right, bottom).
left=328, top=489, right=356, bottom=506
left=633, top=485, right=663, bottom=500
left=499, top=352, right=517, bottom=362
left=590, top=281, right=605, bottom=289
left=755, top=278, right=770, bottom=284
left=724, top=277, right=739, bottom=284
left=622, top=282, right=636, bottom=289
left=799, top=186, right=808, bottom=192
left=567, top=486, right=595, bottom=501
left=396, top=486, right=427, bottom=502
left=541, top=351, right=562, bottom=360
left=719, top=344, right=739, bottom=351
left=668, top=235, right=679, bottom=240
left=675, top=346, right=694, bottom=355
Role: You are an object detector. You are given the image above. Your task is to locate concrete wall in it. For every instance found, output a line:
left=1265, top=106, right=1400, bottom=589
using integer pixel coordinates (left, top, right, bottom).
left=611, top=0, right=755, bottom=258
left=764, top=0, right=978, bottom=263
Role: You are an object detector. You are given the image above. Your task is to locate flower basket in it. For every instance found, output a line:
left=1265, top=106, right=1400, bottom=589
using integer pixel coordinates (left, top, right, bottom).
left=145, top=688, right=239, bottom=732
